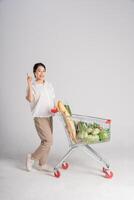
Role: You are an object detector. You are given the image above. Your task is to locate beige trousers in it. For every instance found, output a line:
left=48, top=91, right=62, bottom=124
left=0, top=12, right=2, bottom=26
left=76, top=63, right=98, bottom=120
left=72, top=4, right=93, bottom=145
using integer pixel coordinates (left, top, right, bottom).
left=32, top=117, right=53, bottom=166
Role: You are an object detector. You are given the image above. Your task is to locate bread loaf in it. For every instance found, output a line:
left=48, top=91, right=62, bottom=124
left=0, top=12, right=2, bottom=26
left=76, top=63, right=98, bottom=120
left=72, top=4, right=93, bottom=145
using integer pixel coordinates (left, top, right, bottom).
left=56, top=100, right=77, bottom=142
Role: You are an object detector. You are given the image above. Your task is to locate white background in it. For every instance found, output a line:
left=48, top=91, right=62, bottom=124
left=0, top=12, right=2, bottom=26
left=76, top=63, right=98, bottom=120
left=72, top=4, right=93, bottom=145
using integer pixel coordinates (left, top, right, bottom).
left=0, top=0, right=134, bottom=199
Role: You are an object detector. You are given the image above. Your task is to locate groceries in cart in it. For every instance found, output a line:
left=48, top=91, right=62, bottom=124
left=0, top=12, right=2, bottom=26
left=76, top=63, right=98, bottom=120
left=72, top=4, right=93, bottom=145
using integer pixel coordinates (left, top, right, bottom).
left=75, top=120, right=110, bottom=144
left=51, top=100, right=113, bottom=179
left=51, top=100, right=111, bottom=144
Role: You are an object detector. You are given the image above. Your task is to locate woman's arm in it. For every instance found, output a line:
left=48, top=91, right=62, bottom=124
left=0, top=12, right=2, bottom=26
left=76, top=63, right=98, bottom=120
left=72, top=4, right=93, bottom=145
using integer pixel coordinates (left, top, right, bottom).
left=26, top=74, right=34, bottom=103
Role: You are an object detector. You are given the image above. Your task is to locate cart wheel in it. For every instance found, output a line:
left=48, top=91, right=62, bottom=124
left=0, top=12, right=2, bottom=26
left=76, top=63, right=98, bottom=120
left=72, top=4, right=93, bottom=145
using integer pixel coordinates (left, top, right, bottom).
left=103, top=167, right=113, bottom=179
left=62, top=162, right=69, bottom=170
left=54, top=170, right=61, bottom=178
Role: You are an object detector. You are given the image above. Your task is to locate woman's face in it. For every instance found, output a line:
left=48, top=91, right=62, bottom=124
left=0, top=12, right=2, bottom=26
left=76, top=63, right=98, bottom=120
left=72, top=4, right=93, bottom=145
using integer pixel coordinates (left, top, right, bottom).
left=35, top=66, right=46, bottom=81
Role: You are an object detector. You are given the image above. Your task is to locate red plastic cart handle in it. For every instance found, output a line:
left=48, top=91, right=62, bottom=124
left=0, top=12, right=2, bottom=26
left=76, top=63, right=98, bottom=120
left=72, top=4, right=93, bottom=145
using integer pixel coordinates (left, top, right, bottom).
left=51, top=107, right=58, bottom=113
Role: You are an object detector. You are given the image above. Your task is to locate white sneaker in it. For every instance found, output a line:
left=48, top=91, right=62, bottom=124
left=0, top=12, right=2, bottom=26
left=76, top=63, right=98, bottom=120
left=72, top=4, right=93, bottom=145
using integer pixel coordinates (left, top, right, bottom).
left=37, top=164, right=54, bottom=172
left=26, top=153, right=34, bottom=172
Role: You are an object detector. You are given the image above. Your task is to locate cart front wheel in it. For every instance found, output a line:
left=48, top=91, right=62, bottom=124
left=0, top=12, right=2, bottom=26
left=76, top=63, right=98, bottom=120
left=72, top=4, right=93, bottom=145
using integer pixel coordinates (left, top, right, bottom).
left=54, top=170, right=61, bottom=178
left=103, top=167, right=113, bottom=179
left=62, top=162, right=69, bottom=170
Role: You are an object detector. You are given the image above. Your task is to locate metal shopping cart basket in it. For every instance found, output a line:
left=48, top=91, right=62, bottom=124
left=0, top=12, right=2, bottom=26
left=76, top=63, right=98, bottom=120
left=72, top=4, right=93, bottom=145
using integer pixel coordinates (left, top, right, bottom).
left=51, top=103, right=113, bottom=179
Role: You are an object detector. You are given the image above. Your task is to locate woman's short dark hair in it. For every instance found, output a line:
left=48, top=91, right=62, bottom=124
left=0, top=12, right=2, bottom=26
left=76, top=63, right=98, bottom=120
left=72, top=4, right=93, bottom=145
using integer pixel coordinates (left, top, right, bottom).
left=33, top=63, right=46, bottom=76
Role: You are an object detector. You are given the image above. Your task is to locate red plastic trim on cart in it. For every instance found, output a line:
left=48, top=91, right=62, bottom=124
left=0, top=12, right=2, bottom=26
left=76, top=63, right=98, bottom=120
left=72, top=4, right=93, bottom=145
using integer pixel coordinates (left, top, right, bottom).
left=105, top=119, right=111, bottom=124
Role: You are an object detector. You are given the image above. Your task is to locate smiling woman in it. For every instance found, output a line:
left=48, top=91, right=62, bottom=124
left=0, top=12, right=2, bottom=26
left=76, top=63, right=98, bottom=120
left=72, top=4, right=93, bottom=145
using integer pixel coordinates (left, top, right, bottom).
left=25, top=63, right=56, bottom=172
left=33, top=63, right=46, bottom=80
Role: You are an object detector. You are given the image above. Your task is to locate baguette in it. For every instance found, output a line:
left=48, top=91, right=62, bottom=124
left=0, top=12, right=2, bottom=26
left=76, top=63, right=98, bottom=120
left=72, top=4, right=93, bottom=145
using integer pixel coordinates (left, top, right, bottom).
left=56, top=100, right=77, bottom=142
left=57, top=101, right=70, bottom=116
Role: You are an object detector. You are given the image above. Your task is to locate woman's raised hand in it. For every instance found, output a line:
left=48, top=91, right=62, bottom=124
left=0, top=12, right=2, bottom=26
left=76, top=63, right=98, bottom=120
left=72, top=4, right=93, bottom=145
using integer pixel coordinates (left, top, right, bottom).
left=27, top=73, right=32, bottom=86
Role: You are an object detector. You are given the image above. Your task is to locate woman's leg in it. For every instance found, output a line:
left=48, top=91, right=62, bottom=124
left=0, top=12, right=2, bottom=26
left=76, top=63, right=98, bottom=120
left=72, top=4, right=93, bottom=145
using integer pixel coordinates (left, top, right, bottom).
left=38, top=117, right=53, bottom=165
left=31, top=117, right=53, bottom=166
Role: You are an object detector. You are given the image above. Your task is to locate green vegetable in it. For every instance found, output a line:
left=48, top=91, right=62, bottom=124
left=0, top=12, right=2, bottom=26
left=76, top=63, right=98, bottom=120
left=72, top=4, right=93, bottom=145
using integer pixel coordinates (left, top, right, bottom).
left=64, top=104, right=72, bottom=116
left=92, top=123, right=100, bottom=129
left=77, top=131, right=88, bottom=139
left=87, top=127, right=93, bottom=133
left=84, top=135, right=99, bottom=143
left=92, top=128, right=100, bottom=135
left=99, top=130, right=109, bottom=141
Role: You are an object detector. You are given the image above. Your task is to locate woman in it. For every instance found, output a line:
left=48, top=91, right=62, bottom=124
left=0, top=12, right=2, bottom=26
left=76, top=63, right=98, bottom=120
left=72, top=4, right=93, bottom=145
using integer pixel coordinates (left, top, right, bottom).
left=26, top=63, right=56, bottom=172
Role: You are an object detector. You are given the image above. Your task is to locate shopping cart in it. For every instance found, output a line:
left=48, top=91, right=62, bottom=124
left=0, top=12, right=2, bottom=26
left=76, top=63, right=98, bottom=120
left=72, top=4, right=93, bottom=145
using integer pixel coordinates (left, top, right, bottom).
left=51, top=106, right=113, bottom=179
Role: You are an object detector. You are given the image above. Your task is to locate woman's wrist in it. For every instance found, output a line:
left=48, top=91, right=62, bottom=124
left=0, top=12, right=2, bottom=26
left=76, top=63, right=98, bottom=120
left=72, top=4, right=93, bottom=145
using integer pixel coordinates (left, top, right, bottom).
left=28, top=83, right=32, bottom=88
